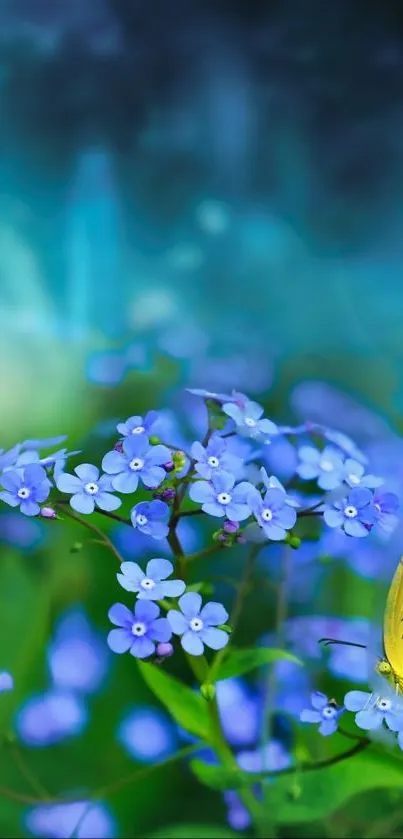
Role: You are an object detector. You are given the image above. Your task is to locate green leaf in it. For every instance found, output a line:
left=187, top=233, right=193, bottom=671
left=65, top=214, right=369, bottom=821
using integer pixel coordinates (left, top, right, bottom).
left=137, top=661, right=210, bottom=741
left=214, top=647, right=302, bottom=681
left=148, top=824, right=237, bottom=838
left=269, top=750, right=403, bottom=824
left=0, top=553, right=51, bottom=733
left=190, top=759, right=252, bottom=791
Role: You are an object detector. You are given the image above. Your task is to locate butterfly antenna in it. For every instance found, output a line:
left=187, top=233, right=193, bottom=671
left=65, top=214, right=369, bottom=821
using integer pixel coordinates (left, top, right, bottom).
left=318, top=637, right=367, bottom=649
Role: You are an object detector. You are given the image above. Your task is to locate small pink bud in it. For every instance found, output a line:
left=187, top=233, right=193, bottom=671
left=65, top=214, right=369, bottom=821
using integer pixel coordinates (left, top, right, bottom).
left=223, top=519, right=239, bottom=534
left=40, top=507, right=57, bottom=519
left=156, top=642, right=174, bottom=658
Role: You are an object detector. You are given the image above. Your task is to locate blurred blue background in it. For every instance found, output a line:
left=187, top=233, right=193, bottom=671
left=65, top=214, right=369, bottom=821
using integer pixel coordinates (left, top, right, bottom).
left=2, top=2, right=403, bottom=838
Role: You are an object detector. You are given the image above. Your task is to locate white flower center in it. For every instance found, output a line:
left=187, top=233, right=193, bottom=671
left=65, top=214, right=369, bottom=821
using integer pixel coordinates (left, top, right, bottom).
left=320, top=459, right=334, bottom=472
left=217, top=492, right=231, bottom=505
left=207, top=456, right=220, bottom=468
left=261, top=508, right=273, bottom=522
left=344, top=505, right=358, bottom=518
left=140, top=578, right=156, bottom=591
left=129, top=457, right=144, bottom=471
left=322, top=705, right=337, bottom=719
left=136, top=514, right=148, bottom=526
left=131, top=425, right=145, bottom=435
left=17, top=487, right=31, bottom=499
left=131, top=621, right=147, bottom=636
left=377, top=697, right=392, bottom=711
left=244, top=417, right=256, bottom=427
left=348, top=473, right=360, bottom=485
left=84, top=482, right=99, bottom=495
left=190, top=617, right=204, bottom=632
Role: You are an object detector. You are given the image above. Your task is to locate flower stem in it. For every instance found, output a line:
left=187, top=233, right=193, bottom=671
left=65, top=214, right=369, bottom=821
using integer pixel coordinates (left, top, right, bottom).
left=54, top=504, right=124, bottom=563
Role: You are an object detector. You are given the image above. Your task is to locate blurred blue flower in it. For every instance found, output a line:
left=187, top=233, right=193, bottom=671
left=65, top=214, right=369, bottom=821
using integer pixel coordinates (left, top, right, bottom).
left=296, top=445, right=344, bottom=490
left=344, top=691, right=403, bottom=731
left=86, top=350, right=127, bottom=387
left=341, top=459, right=383, bottom=490
left=247, top=487, right=297, bottom=541
left=187, top=388, right=247, bottom=405
left=102, top=437, right=171, bottom=493
left=21, top=436, right=67, bottom=449
left=191, top=437, right=242, bottom=481
left=0, top=444, right=21, bottom=472
left=324, top=487, right=376, bottom=537
left=373, top=489, right=400, bottom=534
left=107, top=601, right=171, bottom=659
left=10, top=448, right=80, bottom=481
left=116, top=411, right=159, bottom=438
left=16, top=690, right=88, bottom=746
left=300, top=692, right=343, bottom=735
left=271, top=660, right=312, bottom=717
left=0, top=465, right=51, bottom=516
left=0, top=511, right=43, bottom=550
left=189, top=473, right=252, bottom=520
left=130, top=500, right=169, bottom=540
left=117, top=706, right=177, bottom=763
left=56, top=465, right=121, bottom=514
left=237, top=739, right=291, bottom=773
left=47, top=609, right=109, bottom=695
left=168, top=593, right=229, bottom=656
left=0, top=671, right=13, bottom=692
left=117, top=558, right=186, bottom=601
left=25, top=801, right=115, bottom=839
left=224, top=791, right=251, bottom=832
left=216, top=678, right=261, bottom=747
left=223, top=400, right=278, bottom=442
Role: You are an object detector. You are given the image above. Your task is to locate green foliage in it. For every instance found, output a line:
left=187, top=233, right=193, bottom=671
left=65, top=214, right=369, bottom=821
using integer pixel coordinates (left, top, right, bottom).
left=137, top=661, right=211, bottom=741
left=214, top=646, right=302, bottom=681
left=148, top=824, right=238, bottom=838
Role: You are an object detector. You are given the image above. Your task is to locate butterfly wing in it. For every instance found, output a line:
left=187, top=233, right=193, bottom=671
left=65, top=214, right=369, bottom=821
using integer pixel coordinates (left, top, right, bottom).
left=384, top=555, right=403, bottom=681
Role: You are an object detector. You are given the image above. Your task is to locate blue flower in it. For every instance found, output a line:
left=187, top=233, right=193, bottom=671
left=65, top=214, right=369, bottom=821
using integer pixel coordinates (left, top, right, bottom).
left=117, top=706, right=177, bottom=763
left=222, top=400, right=278, bottom=441
left=10, top=447, right=81, bottom=479
left=0, top=464, right=51, bottom=516
left=344, top=690, right=403, bottom=731
left=296, top=445, right=344, bottom=490
left=324, top=487, right=376, bottom=537
left=317, top=426, right=367, bottom=465
left=47, top=608, right=109, bottom=695
left=21, top=435, right=67, bottom=449
left=342, top=459, right=383, bottom=490
left=260, top=468, right=300, bottom=507
left=167, top=592, right=229, bottom=656
left=191, top=437, right=242, bottom=480
left=0, top=444, right=20, bottom=472
left=300, top=692, right=343, bottom=735
left=56, top=464, right=121, bottom=514
left=189, top=473, right=253, bottom=521
left=25, top=801, right=115, bottom=839
left=116, top=410, right=159, bottom=438
left=373, top=489, right=400, bottom=533
left=0, top=671, right=13, bottom=692
left=102, top=436, right=171, bottom=493
left=237, top=739, right=291, bottom=772
left=107, top=601, right=171, bottom=659
left=248, top=486, right=297, bottom=541
left=130, top=499, right=169, bottom=539
left=117, top=558, right=186, bottom=600
left=16, top=689, right=88, bottom=746
left=187, top=388, right=248, bottom=405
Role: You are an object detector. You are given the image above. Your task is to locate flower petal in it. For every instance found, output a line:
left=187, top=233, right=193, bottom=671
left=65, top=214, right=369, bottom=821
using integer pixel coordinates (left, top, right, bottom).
left=107, top=628, right=132, bottom=653
left=145, top=445, right=171, bottom=466
left=200, top=627, right=229, bottom=651
left=0, top=471, right=21, bottom=491
left=167, top=609, right=188, bottom=635
left=311, top=692, right=328, bottom=710
left=146, top=558, right=174, bottom=581
left=0, top=491, right=19, bottom=507
left=189, top=481, right=213, bottom=504
left=141, top=467, right=165, bottom=488
left=95, top=492, right=122, bottom=511
left=75, top=463, right=99, bottom=482
left=319, top=719, right=338, bottom=736
left=343, top=690, right=371, bottom=712
left=355, top=709, right=382, bottom=730
left=178, top=592, right=202, bottom=618
left=200, top=601, right=229, bottom=626
left=129, top=637, right=155, bottom=659
left=149, top=617, right=172, bottom=642
left=181, top=631, right=204, bottom=656
left=108, top=602, right=133, bottom=627
left=162, top=579, right=187, bottom=598
left=56, top=473, right=83, bottom=493
left=70, top=493, right=95, bottom=514
left=117, top=562, right=144, bottom=591
left=300, top=709, right=321, bottom=723
left=102, top=451, right=127, bottom=475
left=20, top=499, right=40, bottom=516
left=111, top=471, right=139, bottom=494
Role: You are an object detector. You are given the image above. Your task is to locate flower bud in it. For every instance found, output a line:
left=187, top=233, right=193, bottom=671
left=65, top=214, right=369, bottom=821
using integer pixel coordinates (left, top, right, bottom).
left=200, top=683, right=216, bottom=701
left=40, top=507, right=57, bottom=519
left=156, top=642, right=174, bottom=658
left=154, top=487, right=176, bottom=503
left=288, top=535, right=301, bottom=549
left=163, top=461, right=175, bottom=473
left=114, top=441, right=124, bottom=452
left=149, top=435, right=161, bottom=445
left=236, top=534, right=247, bottom=544
left=172, top=450, right=187, bottom=471
left=223, top=520, right=239, bottom=534
left=70, top=542, right=83, bottom=554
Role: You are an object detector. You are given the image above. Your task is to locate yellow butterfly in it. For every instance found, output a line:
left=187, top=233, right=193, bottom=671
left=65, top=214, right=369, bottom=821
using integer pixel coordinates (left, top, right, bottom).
left=321, top=554, right=403, bottom=694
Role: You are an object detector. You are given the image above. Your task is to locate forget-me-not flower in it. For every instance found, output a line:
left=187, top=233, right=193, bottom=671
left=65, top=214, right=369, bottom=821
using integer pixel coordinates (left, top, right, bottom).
left=189, top=473, right=253, bottom=520
left=107, top=601, right=171, bottom=659
left=117, top=410, right=159, bottom=438
left=324, top=487, right=376, bottom=537
left=344, top=690, right=403, bottom=731
left=342, top=459, right=383, bottom=490
left=222, top=399, right=278, bottom=441
left=260, top=468, right=300, bottom=507
left=0, top=671, right=13, bottom=692
left=247, top=486, right=297, bottom=541
left=296, top=445, right=344, bottom=490
left=0, top=464, right=51, bottom=516
left=191, top=437, right=242, bottom=480
left=117, top=558, right=186, bottom=600
left=130, top=499, right=169, bottom=539
left=56, top=464, right=121, bottom=514
left=300, top=692, right=343, bottom=735
left=102, top=436, right=171, bottom=493
left=167, top=592, right=229, bottom=656
left=373, top=489, right=400, bottom=533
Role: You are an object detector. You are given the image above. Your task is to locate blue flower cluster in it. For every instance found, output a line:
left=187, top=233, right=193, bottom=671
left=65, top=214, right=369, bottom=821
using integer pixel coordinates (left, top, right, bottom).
left=300, top=688, right=403, bottom=751
left=108, top=558, right=230, bottom=659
